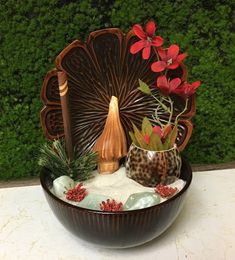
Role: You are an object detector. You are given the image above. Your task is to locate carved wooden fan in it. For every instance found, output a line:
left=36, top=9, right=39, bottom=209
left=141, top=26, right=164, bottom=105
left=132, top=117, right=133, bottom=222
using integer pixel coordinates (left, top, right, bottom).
left=40, top=28, right=195, bottom=158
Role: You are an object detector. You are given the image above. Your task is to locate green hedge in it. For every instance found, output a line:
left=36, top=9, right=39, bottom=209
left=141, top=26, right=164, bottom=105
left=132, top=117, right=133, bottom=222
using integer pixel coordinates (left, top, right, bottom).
left=0, top=0, right=234, bottom=179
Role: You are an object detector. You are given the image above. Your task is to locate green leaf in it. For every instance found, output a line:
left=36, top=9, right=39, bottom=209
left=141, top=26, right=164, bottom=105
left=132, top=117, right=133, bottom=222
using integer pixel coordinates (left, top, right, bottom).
left=148, top=132, right=163, bottom=151
left=142, top=117, right=153, bottom=136
left=132, top=122, right=147, bottom=149
left=162, top=129, right=172, bottom=150
left=129, top=131, right=139, bottom=146
left=138, top=79, right=151, bottom=95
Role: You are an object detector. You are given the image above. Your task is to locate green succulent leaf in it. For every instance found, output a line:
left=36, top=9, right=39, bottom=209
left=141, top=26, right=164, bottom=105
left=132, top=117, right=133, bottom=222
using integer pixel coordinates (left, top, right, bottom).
left=162, top=129, right=172, bottom=150
left=129, top=131, right=139, bottom=146
left=132, top=122, right=147, bottom=149
left=142, top=117, right=153, bottom=136
left=148, top=132, right=163, bottom=151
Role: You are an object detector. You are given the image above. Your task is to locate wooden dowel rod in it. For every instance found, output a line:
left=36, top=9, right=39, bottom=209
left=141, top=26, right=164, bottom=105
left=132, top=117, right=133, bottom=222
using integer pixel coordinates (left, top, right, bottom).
left=57, top=71, right=74, bottom=160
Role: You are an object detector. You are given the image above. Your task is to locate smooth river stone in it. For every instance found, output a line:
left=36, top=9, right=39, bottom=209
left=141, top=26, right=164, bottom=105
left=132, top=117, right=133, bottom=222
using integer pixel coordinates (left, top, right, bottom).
left=53, top=175, right=74, bottom=197
left=78, top=194, right=112, bottom=210
left=124, top=192, right=160, bottom=210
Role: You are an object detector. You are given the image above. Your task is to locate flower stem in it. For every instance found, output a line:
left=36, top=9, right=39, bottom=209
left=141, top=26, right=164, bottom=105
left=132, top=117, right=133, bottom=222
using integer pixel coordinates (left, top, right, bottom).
left=174, top=98, right=189, bottom=126
left=153, top=105, right=164, bottom=128
left=153, top=47, right=159, bottom=61
left=168, top=96, right=174, bottom=125
left=164, top=68, right=168, bottom=76
left=161, top=96, right=171, bottom=104
left=151, top=94, right=171, bottom=113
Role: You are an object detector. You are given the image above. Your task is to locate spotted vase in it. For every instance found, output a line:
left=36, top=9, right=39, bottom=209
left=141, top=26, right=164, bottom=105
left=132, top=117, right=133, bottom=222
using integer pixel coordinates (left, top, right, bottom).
left=126, top=143, right=182, bottom=187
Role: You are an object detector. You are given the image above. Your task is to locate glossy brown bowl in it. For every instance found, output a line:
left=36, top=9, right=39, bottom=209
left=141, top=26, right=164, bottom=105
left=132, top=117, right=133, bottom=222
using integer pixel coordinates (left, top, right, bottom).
left=40, top=156, right=192, bottom=248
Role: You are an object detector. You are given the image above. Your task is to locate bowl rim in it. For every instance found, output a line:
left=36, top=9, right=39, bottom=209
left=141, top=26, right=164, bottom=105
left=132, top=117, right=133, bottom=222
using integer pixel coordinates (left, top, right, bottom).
left=40, top=156, right=192, bottom=215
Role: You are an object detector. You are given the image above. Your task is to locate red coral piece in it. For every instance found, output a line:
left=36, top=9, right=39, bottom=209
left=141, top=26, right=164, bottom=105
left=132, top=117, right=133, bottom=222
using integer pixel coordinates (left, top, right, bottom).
left=100, top=199, right=123, bottom=212
left=65, top=183, right=87, bottom=202
left=155, top=184, right=178, bottom=198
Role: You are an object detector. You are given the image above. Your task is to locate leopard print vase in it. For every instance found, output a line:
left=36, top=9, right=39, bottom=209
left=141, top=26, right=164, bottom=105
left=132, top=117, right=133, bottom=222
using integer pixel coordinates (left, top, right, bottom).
left=126, top=143, right=182, bottom=187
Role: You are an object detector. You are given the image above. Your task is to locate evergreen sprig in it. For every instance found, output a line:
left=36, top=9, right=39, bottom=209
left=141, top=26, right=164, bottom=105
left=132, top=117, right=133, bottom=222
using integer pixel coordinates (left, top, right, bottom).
left=38, top=139, right=97, bottom=181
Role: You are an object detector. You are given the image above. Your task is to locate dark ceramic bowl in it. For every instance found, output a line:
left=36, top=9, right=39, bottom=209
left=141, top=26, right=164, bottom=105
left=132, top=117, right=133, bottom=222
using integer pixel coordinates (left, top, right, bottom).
left=40, top=157, right=192, bottom=248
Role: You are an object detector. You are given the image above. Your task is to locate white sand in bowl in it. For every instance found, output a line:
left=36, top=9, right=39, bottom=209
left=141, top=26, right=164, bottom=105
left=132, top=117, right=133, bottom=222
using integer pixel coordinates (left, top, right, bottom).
left=52, top=166, right=186, bottom=208
left=82, top=166, right=185, bottom=204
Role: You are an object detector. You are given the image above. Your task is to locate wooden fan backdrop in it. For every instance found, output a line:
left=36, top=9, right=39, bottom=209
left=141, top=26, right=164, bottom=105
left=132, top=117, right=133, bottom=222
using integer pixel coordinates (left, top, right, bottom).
left=40, top=28, right=195, bottom=158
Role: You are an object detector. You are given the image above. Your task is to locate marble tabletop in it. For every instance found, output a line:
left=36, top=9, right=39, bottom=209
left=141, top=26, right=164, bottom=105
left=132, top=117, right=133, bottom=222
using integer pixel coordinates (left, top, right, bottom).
left=0, top=169, right=235, bottom=260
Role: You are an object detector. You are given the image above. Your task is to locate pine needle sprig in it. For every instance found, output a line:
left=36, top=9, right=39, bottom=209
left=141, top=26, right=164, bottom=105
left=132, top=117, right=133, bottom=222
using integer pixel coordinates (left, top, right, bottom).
left=38, top=139, right=97, bottom=181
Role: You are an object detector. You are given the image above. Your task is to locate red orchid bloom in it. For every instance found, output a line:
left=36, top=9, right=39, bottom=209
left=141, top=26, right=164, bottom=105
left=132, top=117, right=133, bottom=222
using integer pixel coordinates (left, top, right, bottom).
left=151, top=44, right=187, bottom=72
left=173, top=81, right=201, bottom=99
left=130, top=21, right=163, bottom=60
left=153, top=124, right=172, bottom=140
left=156, top=75, right=181, bottom=96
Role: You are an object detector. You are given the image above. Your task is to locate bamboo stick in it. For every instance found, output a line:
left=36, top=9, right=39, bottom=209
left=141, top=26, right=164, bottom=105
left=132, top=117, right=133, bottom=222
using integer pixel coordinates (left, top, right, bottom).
left=57, top=71, right=74, bottom=160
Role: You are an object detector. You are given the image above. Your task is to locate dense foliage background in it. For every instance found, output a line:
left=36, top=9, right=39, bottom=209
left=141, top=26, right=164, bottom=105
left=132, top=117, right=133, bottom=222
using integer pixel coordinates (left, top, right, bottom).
left=0, top=0, right=234, bottom=179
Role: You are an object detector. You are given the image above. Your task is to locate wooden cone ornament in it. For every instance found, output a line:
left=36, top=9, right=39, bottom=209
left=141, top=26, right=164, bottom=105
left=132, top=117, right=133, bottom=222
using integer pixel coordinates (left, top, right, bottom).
left=93, top=96, right=127, bottom=174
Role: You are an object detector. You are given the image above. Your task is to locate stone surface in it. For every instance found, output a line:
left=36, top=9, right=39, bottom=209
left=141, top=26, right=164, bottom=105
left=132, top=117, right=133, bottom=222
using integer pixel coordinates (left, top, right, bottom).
left=124, top=192, right=160, bottom=210
left=53, top=175, right=74, bottom=197
left=78, top=194, right=112, bottom=210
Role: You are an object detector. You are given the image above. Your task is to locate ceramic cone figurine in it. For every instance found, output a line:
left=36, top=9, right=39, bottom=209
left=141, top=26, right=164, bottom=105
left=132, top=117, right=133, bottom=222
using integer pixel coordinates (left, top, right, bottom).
left=93, top=96, right=127, bottom=174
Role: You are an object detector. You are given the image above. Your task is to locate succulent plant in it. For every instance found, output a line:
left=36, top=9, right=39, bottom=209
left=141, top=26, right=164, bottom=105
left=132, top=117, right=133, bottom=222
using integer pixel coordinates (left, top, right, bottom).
left=129, top=117, right=178, bottom=151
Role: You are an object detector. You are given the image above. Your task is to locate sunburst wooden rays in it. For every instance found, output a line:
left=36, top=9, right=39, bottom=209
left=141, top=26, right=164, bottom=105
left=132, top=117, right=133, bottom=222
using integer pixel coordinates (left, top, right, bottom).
left=40, top=28, right=196, bottom=157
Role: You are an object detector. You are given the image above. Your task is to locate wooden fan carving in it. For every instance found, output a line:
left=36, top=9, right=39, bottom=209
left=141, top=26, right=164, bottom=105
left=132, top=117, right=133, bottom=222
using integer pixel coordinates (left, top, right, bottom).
left=40, top=28, right=195, bottom=158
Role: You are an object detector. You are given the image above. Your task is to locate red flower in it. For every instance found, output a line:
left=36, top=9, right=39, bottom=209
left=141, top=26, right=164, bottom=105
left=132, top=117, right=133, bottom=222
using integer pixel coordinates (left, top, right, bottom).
left=155, top=184, right=178, bottom=198
left=156, top=75, right=181, bottom=96
left=173, top=81, right=201, bottom=99
left=65, top=183, right=87, bottom=202
left=143, top=134, right=150, bottom=144
left=153, top=124, right=172, bottom=140
left=151, top=44, right=187, bottom=72
left=100, top=199, right=123, bottom=212
left=130, top=21, right=163, bottom=60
